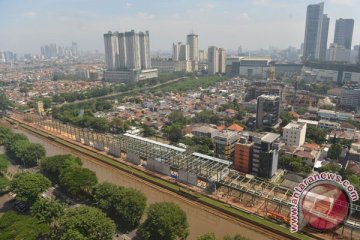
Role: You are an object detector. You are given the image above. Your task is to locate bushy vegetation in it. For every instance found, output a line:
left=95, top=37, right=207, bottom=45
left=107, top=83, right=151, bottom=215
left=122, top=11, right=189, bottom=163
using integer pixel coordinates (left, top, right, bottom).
left=0, top=92, right=12, bottom=111
left=279, top=153, right=312, bottom=175
left=51, top=72, right=188, bottom=104
left=152, top=75, right=225, bottom=93
left=10, top=172, right=51, bottom=205
left=198, top=233, right=250, bottom=240
left=51, top=206, right=116, bottom=240
left=138, top=202, right=189, bottom=240
left=306, top=125, right=328, bottom=144
left=0, top=211, right=50, bottom=240
left=52, top=100, right=112, bottom=132
left=0, top=126, right=46, bottom=167
left=93, top=182, right=147, bottom=231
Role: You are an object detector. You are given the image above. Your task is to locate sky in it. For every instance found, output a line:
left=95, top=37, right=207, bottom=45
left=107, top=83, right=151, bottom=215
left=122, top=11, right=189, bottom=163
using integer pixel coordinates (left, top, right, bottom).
left=0, top=0, right=360, bottom=54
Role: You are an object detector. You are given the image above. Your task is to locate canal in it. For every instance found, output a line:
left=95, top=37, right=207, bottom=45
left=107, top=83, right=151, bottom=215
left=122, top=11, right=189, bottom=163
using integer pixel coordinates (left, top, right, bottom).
left=13, top=126, right=273, bottom=240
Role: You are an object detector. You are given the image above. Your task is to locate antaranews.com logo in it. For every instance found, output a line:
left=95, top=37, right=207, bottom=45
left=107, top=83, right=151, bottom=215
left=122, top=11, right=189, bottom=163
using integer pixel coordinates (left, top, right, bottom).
left=290, top=172, right=359, bottom=233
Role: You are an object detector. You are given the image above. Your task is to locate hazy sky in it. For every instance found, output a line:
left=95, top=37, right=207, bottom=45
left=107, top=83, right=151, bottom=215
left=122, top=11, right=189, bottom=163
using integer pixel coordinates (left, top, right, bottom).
left=1, top=0, right=360, bottom=54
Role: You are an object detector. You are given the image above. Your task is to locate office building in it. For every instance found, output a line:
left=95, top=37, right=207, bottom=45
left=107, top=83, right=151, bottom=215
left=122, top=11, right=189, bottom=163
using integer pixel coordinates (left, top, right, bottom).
left=214, top=131, right=240, bottom=161
left=340, top=86, right=360, bottom=110
left=334, top=18, right=354, bottom=50
left=283, top=121, right=307, bottom=147
left=251, top=132, right=280, bottom=178
left=199, top=50, right=207, bottom=63
left=234, top=135, right=253, bottom=173
left=319, top=14, right=329, bottom=61
left=208, top=46, right=219, bottom=75
left=256, top=95, right=280, bottom=129
left=104, top=30, right=157, bottom=83
left=239, top=56, right=272, bottom=78
left=218, top=48, right=226, bottom=74
left=303, top=2, right=329, bottom=61
left=187, top=33, right=199, bottom=71
left=172, top=42, right=189, bottom=61
left=172, top=42, right=181, bottom=61
left=208, top=46, right=227, bottom=75
left=327, top=43, right=351, bottom=62
left=187, top=34, right=199, bottom=61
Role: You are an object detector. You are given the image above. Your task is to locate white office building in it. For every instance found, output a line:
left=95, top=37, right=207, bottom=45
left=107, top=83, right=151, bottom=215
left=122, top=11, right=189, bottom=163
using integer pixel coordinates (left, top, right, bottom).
left=283, top=121, right=307, bottom=147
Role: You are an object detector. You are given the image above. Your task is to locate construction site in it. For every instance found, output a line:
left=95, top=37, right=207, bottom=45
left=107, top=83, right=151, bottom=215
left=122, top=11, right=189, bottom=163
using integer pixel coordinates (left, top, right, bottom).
left=9, top=112, right=360, bottom=240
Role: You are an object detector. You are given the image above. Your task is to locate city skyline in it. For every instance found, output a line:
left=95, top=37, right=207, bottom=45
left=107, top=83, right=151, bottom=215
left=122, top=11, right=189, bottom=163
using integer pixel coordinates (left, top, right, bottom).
left=1, top=0, right=360, bottom=54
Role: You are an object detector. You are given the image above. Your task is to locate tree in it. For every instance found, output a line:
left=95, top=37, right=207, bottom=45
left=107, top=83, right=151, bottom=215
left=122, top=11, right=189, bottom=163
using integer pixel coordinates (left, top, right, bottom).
left=169, top=111, right=187, bottom=125
left=327, top=143, right=342, bottom=160
left=93, top=182, right=147, bottom=232
left=0, top=211, right=50, bottom=240
left=41, top=154, right=82, bottom=181
left=197, top=233, right=250, bottom=240
left=0, top=127, right=12, bottom=145
left=23, top=143, right=46, bottom=167
left=0, top=92, right=12, bottom=111
left=7, top=138, right=45, bottom=167
left=59, top=167, right=97, bottom=198
left=306, top=125, right=327, bottom=144
left=30, top=198, right=65, bottom=223
left=279, top=153, right=311, bottom=174
left=320, top=163, right=341, bottom=173
left=53, top=206, right=115, bottom=240
left=138, top=202, right=189, bottom=240
left=9, top=172, right=51, bottom=205
left=0, top=154, right=9, bottom=173
left=143, top=124, right=156, bottom=137
left=198, top=233, right=216, bottom=240
left=163, top=123, right=183, bottom=143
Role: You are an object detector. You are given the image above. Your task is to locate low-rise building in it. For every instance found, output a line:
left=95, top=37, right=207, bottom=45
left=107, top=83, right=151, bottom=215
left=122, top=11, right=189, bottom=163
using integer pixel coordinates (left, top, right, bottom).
left=234, top=135, right=253, bottom=173
left=191, top=125, right=219, bottom=139
left=319, top=119, right=341, bottom=129
left=282, top=121, right=307, bottom=147
left=214, top=131, right=240, bottom=161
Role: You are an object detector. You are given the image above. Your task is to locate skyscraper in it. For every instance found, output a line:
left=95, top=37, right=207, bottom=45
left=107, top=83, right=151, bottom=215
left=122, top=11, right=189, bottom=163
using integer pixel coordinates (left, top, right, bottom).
left=319, top=14, right=329, bottom=61
left=104, top=30, right=157, bottom=83
left=104, top=31, right=119, bottom=70
left=334, top=18, right=354, bottom=50
left=208, top=46, right=219, bottom=75
left=256, top=95, right=280, bottom=129
left=303, top=2, right=329, bottom=61
left=172, top=42, right=180, bottom=61
left=218, top=48, right=226, bottom=74
left=186, top=33, right=199, bottom=61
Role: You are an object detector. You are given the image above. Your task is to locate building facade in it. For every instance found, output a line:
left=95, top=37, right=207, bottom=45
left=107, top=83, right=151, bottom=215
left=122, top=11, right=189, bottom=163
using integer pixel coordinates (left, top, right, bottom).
left=214, top=131, right=240, bottom=161
left=282, top=121, right=307, bottom=147
left=104, top=30, right=157, bottom=83
left=334, top=18, right=354, bottom=50
left=303, top=2, right=328, bottom=61
left=327, top=43, right=351, bottom=62
left=251, top=133, right=280, bottom=178
left=234, top=136, right=253, bottom=173
left=208, top=46, right=219, bottom=75
left=256, top=95, right=280, bottom=129
left=187, top=34, right=199, bottom=62
left=218, top=48, right=226, bottom=74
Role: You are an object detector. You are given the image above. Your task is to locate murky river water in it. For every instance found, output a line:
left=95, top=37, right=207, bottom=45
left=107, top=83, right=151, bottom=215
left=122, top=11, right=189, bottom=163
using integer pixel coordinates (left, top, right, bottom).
left=13, top=127, right=273, bottom=240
